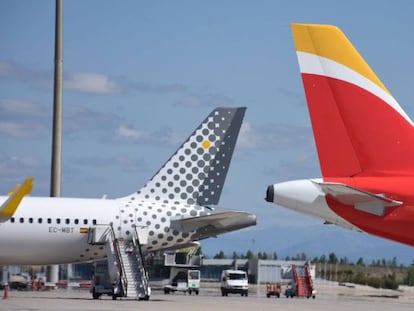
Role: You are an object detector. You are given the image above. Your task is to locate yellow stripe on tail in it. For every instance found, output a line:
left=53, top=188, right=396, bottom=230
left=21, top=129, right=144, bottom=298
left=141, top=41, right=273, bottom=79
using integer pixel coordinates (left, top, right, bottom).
left=291, top=23, right=389, bottom=94
left=0, top=178, right=34, bottom=222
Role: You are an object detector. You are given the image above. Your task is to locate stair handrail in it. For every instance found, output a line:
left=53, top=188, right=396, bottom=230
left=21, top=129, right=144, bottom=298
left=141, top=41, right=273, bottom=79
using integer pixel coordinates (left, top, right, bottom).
left=305, top=264, right=314, bottom=291
left=108, top=224, right=128, bottom=297
left=292, top=264, right=298, bottom=283
left=291, top=264, right=297, bottom=294
left=132, top=225, right=150, bottom=295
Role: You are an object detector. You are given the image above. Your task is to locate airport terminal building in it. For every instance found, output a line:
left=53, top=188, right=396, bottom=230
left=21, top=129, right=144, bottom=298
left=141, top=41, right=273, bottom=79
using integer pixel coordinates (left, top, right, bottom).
left=200, top=259, right=315, bottom=284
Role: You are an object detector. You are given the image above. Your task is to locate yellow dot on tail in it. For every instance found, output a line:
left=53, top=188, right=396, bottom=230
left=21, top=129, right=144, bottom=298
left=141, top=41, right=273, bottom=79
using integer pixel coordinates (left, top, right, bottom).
left=202, top=140, right=211, bottom=149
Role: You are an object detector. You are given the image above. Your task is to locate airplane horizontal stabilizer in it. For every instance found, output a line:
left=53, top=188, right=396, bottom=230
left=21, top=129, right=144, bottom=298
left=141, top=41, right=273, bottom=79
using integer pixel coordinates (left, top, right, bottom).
left=314, top=181, right=402, bottom=216
left=170, top=210, right=256, bottom=240
left=0, top=178, right=34, bottom=223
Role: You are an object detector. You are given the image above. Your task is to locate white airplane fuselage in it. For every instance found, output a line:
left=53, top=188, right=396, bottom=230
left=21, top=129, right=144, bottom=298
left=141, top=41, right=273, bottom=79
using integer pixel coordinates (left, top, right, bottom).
left=0, top=195, right=206, bottom=265
left=0, top=107, right=257, bottom=266
left=267, top=179, right=360, bottom=231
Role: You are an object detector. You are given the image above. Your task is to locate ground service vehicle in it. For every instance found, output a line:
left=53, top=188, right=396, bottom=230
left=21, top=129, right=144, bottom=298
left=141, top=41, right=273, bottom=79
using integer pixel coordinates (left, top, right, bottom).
left=91, top=260, right=120, bottom=300
left=220, top=270, right=248, bottom=297
left=266, top=283, right=281, bottom=298
left=164, top=269, right=200, bottom=295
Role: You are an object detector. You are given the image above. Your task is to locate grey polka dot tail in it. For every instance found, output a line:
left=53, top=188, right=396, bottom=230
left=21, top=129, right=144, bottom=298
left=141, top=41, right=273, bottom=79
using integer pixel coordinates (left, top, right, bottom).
left=115, top=107, right=256, bottom=252
left=125, top=107, right=246, bottom=206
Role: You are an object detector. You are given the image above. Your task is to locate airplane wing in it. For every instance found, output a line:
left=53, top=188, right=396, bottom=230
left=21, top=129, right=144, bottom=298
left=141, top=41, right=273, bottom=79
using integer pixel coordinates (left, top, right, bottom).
left=314, top=181, right=402, bottom=216
left=170, top=210, right=256, bottom=240
left=0, top=178, right=34, bottom=223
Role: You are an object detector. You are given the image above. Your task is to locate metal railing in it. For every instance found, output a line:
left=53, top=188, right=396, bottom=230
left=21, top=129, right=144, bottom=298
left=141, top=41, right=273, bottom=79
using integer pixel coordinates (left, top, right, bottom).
left=305, top=264, right=314, bottom=291
left=132, top=226, right=149, bottom=296
left=107, top=224, right=128, bottom=297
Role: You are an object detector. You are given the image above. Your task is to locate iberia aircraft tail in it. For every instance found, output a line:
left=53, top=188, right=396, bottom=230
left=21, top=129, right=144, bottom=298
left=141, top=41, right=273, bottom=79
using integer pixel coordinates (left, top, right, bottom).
left=291, top=23, right=414, bottom=178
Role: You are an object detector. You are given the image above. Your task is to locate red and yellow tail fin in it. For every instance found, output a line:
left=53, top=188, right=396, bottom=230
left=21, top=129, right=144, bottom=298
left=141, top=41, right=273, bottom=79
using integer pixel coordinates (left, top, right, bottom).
left=291, top=23, right=414, bottom=177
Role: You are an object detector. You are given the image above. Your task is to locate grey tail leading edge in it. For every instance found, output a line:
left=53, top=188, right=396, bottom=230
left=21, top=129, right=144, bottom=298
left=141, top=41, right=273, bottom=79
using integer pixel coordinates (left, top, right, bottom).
left=122, top=107, right=246, bottom=206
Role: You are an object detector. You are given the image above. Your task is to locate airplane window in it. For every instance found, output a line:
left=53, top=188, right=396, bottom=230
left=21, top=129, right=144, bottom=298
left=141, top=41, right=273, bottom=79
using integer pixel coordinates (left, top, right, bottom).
left=38, top=218, right=42, bottom=224
left=10, top=217, right=15, bottom=223
left=19, top=218, right=24, bottom=223
left=92, top=219, right=97, bottom=225
left=74, top=219, right=79, bottom=224
left=83, top=219, right=88, bottom=225
left=56, top=218, right=61, bottom=224
left=29, top=218, right=33, bottom=223
left=47, top=218, right=52, bottom=224
left=65, top=218, right=70, bottom=225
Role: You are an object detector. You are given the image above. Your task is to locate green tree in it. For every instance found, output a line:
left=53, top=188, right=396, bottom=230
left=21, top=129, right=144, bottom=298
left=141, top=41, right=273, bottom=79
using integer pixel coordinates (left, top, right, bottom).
left=383, top=273, right=398, bottom=290
left=328, top=252, right=338, bottom=264
left=404, top=266, right=414, bottom=285
left=214, top=250, right=226, bottom=259
left=356, top=257, right=365, bottom=266
left=246, top=250, right=254, bottom=259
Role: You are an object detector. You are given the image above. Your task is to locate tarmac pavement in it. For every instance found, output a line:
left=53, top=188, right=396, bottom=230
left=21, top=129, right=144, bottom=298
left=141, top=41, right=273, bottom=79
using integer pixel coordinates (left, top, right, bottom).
left=2, top=282, right=414, bottom=311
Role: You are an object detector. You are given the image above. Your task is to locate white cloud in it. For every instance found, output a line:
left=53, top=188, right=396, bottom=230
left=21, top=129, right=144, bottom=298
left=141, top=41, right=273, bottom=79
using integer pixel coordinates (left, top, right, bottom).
left=0, top=122, right=26, bottom=137
left=236, top=122, right=313, bottom=151
left=237, top=121, right=257, bottom=149
left=0, top=61, right=187, bottom=95
left=0, top=121, right=47, bottom=138
left=117, top=125, right=149, bottom=140
left=0, top=61, right=17, bottom=77
left=0, top=99, right=48, bottom=118
left=64, top=72, right=122, bottom=94
left=0, top=152, right=48, bottom=194
left=0, top=99, right=51, bottom=138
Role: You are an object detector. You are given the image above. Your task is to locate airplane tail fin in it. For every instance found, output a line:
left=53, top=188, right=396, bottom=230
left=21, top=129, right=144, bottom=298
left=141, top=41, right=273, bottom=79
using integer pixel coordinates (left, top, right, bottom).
left=291, top=23, right=414, bottom=177
left=0, top=178, right=33, bottom=222
left=122, top=107, right=246, bottom=205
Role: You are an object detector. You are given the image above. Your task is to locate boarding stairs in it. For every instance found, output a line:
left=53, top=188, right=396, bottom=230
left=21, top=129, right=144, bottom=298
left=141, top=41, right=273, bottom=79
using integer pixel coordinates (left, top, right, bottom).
left=292, top=264, right=313, bottom=298
left=117, top=227, right=150, bottom=300
left=88, top=225, right=150, bottom=300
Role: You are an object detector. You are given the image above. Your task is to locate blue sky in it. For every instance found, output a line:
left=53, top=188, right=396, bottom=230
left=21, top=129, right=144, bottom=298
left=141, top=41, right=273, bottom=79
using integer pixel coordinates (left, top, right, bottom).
left=2, top=0, right=414, bottom=263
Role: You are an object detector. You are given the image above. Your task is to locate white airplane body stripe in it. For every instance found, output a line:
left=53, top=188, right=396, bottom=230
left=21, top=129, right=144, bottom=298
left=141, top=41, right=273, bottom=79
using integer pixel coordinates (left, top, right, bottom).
left=296, top=51, right=414, bottom=126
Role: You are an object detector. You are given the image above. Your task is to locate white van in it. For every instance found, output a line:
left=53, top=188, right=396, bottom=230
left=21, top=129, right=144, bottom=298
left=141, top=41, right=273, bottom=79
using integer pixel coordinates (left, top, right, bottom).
left=220, top=270, right=248, bottom=297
